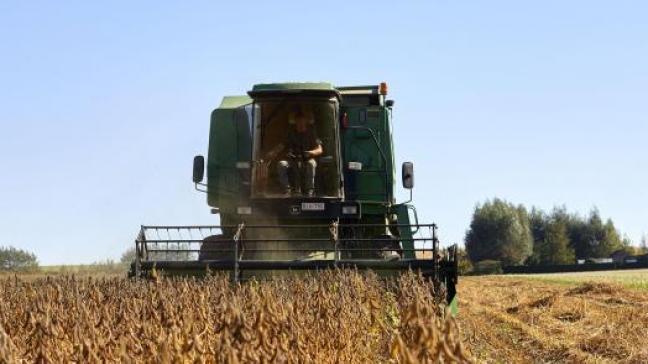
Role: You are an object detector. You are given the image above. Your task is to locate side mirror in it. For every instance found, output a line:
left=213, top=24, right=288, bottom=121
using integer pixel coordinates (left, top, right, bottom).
left=193, top=155, right=205, bottom=183
left=402, top=161, right=414, bottom=189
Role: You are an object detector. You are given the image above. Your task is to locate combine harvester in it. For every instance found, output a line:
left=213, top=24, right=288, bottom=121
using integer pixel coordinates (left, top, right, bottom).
left=131, top=82, right=458, bottom=308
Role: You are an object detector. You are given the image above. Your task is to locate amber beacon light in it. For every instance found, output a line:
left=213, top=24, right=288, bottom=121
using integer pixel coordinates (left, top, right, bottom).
left=379, top=82, right=388, bottom=95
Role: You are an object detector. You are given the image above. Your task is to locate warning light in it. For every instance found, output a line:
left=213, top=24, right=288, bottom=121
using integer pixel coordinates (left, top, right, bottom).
left=379, top=82, right=388, bottom=95
left=341, top=112, right=349, bottom=128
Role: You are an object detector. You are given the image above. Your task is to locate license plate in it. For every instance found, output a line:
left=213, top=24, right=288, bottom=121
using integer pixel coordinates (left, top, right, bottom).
left=301, top=202, right=325, bottom=211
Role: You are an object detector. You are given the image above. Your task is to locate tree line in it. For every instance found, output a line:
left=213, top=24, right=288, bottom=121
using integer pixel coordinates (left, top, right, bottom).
left=0, top=246, right=39, bottom=271
left=0, top=245, right=139, bottom=273
left=465, top=198, right=646, bottom=267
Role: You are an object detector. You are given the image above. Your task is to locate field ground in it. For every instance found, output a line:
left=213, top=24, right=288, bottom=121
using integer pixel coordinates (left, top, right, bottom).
left=458, top=270, right=648, bottom=363
left=510, top=269, right=648, bottom=291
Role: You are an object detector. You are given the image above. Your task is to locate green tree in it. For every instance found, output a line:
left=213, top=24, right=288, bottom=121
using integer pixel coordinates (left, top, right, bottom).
left=564, top=213, right=589, bottom=259
left=585, top=210, right=623, bottom=258
left=615, top=235, right=637, bottom=255
left=465, top=198, right=533, bottom=265
left=527, top=208, right=546, bottom=265
left=528, top=207, right=576, bottom=265
left=542, top=218, right=575, bottom=264
left=562, top=208, right=623, bottom=259
left=0, top=246, right=39, bottom=271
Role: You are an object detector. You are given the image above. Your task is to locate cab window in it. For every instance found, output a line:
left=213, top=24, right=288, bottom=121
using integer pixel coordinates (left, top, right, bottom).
left=251, top=97, right=341, bottom=198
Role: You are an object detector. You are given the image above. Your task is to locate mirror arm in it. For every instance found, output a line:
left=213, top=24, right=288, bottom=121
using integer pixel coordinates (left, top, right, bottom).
left=194, top=182, right=208, bottom=193
left=398, top=188, right=413, bottom=205
left=394, top=188, right=413, bottom=206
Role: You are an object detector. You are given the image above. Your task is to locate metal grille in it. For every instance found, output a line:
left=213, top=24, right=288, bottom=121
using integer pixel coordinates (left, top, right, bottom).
left=133, top=223, right=455, bottom=281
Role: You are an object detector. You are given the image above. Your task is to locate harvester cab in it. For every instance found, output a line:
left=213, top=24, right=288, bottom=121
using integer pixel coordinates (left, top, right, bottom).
left=131, top=82, right=458, bottom=308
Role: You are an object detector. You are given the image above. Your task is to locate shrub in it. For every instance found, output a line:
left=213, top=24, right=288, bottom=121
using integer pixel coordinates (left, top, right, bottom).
left=473, top=260, right=503, bottom=275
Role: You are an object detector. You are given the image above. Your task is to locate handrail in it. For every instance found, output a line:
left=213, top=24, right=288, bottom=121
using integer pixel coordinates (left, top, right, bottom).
left=139, top=238, right=435, bottom=243
left=140, top=223, right=438, bottom=229
left=133, top=223, right=453, bottom=283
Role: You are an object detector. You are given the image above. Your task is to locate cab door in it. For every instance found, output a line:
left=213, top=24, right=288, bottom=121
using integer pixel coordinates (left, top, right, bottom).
left=341, top=106, right=392, bottom=203
left=207, top=96, right=253, bottom=210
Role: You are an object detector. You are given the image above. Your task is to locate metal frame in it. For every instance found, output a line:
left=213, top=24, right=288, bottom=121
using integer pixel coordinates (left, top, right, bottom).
left=133, top=223, right=455, bottom=275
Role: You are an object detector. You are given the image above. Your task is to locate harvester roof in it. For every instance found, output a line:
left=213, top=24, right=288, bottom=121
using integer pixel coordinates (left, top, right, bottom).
left=249, top=82, right=340, bottom=98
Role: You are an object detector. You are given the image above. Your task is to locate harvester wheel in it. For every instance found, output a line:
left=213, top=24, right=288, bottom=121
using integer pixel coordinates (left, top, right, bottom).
left=199, top=235, right=235, bottom=261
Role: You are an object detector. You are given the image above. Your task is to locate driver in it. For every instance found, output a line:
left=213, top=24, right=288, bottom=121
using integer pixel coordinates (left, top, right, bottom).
left=276, top=109, right=323, bottom=197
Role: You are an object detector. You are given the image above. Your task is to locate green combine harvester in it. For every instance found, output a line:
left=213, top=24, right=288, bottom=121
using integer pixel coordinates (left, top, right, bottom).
left=131, top=82, right=458, bottom=307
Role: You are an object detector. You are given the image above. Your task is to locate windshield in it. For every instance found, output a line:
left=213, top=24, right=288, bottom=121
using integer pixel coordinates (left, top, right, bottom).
left=251, top=97, right=342, bottom=199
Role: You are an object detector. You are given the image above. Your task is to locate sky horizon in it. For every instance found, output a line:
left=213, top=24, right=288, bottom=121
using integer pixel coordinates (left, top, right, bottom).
left=1, top=1, right=646, bottom=264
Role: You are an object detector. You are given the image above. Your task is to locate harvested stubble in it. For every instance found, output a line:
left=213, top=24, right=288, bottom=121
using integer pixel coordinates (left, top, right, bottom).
left=458, top=276, right=648, bottom=363
left=0, top=271, right=471, bottom=363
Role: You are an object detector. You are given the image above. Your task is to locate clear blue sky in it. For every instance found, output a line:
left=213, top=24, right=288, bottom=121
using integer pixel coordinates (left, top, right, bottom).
left=1, top=1, right=646, bottom=264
